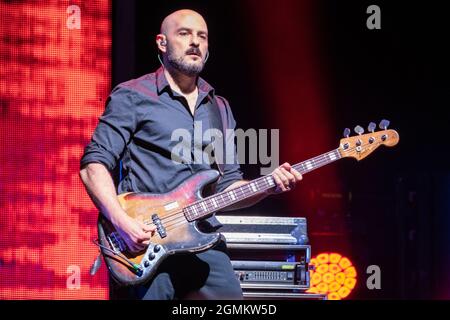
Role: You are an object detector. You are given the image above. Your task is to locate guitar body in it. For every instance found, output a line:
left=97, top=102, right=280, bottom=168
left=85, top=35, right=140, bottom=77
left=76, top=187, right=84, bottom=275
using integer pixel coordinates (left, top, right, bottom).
left=98, top=169, right=222, bottom=286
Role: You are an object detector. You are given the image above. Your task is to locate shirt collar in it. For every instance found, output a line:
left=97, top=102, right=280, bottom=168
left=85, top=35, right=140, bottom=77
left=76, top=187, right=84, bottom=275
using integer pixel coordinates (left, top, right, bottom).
left=155, top=66, right=215, bottom=98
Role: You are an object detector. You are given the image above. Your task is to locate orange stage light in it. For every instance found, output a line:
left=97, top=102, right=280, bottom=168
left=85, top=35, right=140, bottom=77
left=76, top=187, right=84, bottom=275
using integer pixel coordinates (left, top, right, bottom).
left=306, top=252, right=357, bottom=300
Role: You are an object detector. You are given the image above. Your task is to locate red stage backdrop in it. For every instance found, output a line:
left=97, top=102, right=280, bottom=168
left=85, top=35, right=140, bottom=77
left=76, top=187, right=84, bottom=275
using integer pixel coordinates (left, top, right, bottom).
left=0, top=1, right=111, bottom=299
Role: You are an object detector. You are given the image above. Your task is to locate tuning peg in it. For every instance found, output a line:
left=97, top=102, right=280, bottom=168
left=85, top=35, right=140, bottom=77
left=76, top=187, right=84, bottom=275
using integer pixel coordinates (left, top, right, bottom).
left=379, top=119, right=390, bottom=130
left=343, top=128, right=351, bottom=138
left=354, top=125, right=364, bottom=135
left=368, top=122, right=376, bottom=133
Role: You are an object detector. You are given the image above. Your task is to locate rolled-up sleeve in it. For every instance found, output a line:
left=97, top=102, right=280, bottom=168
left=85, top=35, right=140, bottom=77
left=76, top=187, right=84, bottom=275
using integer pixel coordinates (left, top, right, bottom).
left=80, top=86, right=138, bottom=171
left=215, top=98, right=244, bottom=193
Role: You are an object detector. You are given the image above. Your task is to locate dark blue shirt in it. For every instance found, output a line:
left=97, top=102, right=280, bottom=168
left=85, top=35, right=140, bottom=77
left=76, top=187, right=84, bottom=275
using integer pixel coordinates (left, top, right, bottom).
left=81, top=66, right=243, bottom=198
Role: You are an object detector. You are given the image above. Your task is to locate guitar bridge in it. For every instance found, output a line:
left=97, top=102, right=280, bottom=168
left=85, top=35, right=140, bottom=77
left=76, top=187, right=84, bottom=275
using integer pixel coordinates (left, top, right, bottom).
left=152, top=214, right=167, bottom=238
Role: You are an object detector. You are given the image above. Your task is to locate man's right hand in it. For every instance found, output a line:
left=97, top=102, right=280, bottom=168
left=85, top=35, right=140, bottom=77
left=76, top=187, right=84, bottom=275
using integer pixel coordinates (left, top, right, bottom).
left=112, top=213, right=156, bottom=253
left=79, top=163, right=156, bottom=253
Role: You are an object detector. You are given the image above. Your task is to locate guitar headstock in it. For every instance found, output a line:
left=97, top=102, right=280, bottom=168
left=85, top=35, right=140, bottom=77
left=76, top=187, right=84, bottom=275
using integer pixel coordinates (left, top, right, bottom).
left=338, top=120, right=399, bottom=161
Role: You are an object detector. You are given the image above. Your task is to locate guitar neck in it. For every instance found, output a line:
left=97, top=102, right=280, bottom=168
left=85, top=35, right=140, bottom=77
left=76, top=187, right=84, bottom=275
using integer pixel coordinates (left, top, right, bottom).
left=183, top=148, right=342, bottom=222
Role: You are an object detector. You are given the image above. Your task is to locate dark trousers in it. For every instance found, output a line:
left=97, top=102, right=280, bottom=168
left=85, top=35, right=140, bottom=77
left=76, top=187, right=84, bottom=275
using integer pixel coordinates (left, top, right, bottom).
left=110, top=239, right=243, bottom=300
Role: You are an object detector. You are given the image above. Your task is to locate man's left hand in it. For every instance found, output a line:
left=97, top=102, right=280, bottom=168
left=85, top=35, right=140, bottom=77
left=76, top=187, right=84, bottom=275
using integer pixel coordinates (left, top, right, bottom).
left=268, top=162, right=302, bottom=194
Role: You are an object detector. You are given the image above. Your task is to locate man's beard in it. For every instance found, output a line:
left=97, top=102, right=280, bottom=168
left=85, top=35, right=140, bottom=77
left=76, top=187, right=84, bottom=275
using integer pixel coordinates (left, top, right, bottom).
left=166, top=47, right=204, bottom=76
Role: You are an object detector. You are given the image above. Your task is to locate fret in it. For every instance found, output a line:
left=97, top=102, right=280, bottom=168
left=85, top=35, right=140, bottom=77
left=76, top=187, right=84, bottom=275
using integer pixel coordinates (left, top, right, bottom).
left=299, top=162, right=306, bottom=173
left=328, top=152, right=337, bottom=161
left=237, top=184, right=250, bottom=199
left=229, top=190, right=236, bottom=201
left=185, top=206, right=192, bottom=220
left=203, top=199, right=210, bottom=210
left=235, top=188, right=243, bottom=199
left=265, top=176, right=275, bottom=187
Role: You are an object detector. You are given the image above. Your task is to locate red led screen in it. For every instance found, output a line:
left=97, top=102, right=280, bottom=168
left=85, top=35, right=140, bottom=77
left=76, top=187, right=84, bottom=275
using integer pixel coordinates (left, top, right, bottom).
left=0, top=1, right=111, bottom=299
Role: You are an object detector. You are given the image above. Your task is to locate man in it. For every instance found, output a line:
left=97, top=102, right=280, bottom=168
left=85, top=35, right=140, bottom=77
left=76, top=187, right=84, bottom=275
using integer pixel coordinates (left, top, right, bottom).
left=80, top=9, right=302, bottom=300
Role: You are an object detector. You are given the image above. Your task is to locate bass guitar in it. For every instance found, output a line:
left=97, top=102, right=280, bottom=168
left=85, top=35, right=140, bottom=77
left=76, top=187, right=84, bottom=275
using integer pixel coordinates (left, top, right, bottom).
left=96, top=120, right=399, bottom=285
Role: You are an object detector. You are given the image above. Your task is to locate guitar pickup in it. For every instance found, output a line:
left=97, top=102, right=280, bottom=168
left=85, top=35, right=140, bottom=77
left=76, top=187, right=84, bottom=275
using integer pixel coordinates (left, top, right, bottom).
left=152, top=214, right=167, bottom=238
left=107, top=232, right=126, bottom=253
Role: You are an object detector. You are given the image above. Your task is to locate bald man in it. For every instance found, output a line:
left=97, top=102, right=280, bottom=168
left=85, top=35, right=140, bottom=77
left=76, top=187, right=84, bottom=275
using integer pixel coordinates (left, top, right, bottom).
left=80, top=9, right=302, bottom=300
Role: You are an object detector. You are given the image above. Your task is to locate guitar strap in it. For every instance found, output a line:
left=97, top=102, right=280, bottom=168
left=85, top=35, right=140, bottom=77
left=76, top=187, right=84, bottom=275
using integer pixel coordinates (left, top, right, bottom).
left=183, top=95, right=227, bottom=177
left=207, top=95, right=228, bottom=176
left=198, top=95, right=230, bottom=232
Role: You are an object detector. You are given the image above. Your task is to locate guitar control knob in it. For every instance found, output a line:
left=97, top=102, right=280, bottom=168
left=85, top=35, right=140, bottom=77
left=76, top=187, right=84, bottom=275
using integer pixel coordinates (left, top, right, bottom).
left=154, top=245, right=161, bottom=253
left=144, top=260, right=150, bottom=268
left=149, top=252, right=156, bottom=260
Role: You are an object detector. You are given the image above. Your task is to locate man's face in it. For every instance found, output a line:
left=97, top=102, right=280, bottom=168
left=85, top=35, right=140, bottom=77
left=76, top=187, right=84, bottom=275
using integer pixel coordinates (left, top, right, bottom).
left=164, top=13, right=208, bottom=76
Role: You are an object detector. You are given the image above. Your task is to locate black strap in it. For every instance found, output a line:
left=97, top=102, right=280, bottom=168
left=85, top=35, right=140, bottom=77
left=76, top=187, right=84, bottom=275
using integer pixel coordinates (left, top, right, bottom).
left=208, top=96, right=228, bottom=176
left=199, top=96, right=230, bottom=232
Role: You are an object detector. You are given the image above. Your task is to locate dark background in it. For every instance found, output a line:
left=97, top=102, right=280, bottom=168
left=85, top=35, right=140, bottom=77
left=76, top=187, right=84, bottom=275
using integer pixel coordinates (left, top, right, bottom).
left=112, top=0, right=450, bottom=299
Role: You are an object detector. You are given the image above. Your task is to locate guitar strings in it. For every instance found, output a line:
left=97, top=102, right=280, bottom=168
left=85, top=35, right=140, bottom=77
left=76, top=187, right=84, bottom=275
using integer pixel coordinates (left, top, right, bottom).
left=120, top=142, right=375, bottom=240
left=146, top=159, right=316, bottom=231
left=158, top=143, right=371, bottom=233
left=156, top=173, right=277, bottom=225
left=161, top=178, right=277, bottom=232
left=140, top=178, right=275, bottom=236
left=183, top=148, right=341, bottom=215
left=148, top=144, right=359, bottom=233
left=148, top=147, right=342, bottom=227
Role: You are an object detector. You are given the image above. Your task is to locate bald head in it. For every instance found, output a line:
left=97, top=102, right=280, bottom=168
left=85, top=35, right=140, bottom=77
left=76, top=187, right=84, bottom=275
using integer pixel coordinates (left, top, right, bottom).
left=156, top=9, right=209, bottom=76
left=160, top=9, right=207, bottom=36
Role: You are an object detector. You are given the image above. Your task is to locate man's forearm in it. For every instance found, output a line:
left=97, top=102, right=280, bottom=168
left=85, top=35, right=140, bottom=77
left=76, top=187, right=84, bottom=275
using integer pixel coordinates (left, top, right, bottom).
left=79, top=163, right=127, bottom=225
left=221, top=180, right=270, bottom=211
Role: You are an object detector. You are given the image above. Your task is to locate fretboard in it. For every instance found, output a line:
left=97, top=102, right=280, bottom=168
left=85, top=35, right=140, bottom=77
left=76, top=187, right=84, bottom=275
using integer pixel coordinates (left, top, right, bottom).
left=183, top=148, right=342, bottom=222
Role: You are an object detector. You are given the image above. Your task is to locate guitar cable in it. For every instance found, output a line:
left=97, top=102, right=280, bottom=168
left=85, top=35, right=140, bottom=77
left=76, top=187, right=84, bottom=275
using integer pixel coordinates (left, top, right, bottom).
left=92, top=239, right=143, bottom=274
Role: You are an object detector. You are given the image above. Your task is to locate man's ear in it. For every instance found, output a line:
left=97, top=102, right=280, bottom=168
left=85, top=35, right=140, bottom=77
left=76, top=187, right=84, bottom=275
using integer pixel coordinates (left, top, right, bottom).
left=156, top=34, right=167, bottom=53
